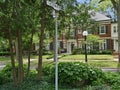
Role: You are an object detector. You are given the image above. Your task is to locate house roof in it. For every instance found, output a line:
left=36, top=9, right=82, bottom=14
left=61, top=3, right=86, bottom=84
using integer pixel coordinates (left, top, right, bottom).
left=89, top=11, right=111, bottom=21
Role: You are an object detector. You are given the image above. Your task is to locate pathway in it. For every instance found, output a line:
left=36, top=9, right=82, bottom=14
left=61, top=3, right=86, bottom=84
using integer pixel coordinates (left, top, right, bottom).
left=0, top=64, right=6, bottom=70
left=102, top=68, right=120, bottom=72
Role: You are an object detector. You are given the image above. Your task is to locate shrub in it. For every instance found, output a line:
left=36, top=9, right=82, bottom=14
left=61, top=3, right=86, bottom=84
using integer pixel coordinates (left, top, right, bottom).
left=87, top=85, right=111, bottom=90
left=104, top=72, right=120, bottom=84
left=101, top=50, right=112, bottom=55
left=112, top=82, right=120, bottom=90
left=103, top=72, right=120, bottom=90
left=72, top=48, right=82, bottom=55
left=0, top=63, right=27, bottom=85
left=89, top=50, right=100, bottom=54
left=0, top=52, right=10, bottom=56
left=42, top=62, right=105, bottom=87
left=42, top=63, right=54, bottom=76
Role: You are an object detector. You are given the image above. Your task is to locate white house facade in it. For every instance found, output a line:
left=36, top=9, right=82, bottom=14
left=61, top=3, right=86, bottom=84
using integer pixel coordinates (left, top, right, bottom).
left=111, top=22, right=118, bottom=52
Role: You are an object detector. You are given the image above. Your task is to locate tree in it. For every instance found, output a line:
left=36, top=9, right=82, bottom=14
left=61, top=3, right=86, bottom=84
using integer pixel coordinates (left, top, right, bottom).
left=0, top=0, right=17, bottom=85
left=86, top=35, right=104, bottom=52
left=0, top=0, right=40, bottom=84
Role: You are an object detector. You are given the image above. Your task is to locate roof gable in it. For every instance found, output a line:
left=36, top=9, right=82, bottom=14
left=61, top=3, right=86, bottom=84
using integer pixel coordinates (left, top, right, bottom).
left=89, top=11, right=111, bottom=21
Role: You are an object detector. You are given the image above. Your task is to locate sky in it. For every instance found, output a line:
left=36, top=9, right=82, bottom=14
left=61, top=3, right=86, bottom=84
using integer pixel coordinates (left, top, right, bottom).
left=77, top=0, right=90, bottom=3
left=76, top=0, right=115, bottom=20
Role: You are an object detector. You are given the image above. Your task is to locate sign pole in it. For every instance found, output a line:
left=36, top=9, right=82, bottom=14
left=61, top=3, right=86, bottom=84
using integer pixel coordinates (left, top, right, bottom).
left=53, top=10, right=58, bottom=90
left=46, top=1, right=61, bottom=90
left=55, top=10, right=58, bottom=90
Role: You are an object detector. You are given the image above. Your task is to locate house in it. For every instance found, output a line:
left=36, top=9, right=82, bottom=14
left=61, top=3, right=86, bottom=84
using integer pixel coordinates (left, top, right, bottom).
left=93, top=12, right=113, bottom=52
left=34, top=11, right=116, bottom=54
left=58, top=11, right=113, bottom=54
left=111, top=22, right=118, bottom=52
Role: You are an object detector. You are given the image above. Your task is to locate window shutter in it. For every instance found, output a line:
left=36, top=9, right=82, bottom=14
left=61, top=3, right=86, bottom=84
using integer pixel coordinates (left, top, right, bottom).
left=107, top=39, right=110, bottom=49
left=98, top=26, right=100, bottom=34
left=106, top=25, right=108, bottom=34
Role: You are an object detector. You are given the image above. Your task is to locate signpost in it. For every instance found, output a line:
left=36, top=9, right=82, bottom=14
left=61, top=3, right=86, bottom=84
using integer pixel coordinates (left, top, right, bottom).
left=47, top=1, right=61, bottom=11
left=46, top=1, right=61, bottom=90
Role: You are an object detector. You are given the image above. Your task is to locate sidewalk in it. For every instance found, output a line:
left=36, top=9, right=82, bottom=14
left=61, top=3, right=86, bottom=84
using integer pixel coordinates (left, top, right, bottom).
left=0, top=64, right=6, bottom=70
left=114, top=54, right=118, bottom=61
left=102, top=68, right=120, bottom=72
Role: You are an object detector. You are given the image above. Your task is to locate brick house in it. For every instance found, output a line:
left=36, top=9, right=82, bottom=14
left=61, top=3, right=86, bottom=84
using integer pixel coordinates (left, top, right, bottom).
left=58, top=11, right=114, bottom=54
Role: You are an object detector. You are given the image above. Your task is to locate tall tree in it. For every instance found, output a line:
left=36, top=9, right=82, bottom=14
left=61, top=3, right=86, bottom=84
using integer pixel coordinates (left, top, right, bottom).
left=38, top=0, right=46, bottom=80
left=0, top=0, right=18, bottom=85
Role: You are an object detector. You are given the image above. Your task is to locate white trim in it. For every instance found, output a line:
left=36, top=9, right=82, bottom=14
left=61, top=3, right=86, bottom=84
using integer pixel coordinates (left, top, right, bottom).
left=99, top=25, right=106, bottom=34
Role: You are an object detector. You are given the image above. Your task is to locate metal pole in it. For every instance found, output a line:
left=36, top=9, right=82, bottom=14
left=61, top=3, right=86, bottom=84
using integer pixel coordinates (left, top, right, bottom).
left=85, top=36, right=87, bottom=63
left=55, top=10, right=58, bottom=90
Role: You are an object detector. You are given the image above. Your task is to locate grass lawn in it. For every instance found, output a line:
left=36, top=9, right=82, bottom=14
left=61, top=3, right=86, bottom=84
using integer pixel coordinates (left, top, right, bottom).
left=60, top=54, right=114, bottom=61
left=0, top=54, right=119, bottom=68
left=22, top=54, right=118, bottom=68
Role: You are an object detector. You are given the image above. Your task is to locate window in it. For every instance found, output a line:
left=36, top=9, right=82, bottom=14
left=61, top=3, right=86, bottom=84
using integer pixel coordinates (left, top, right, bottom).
left=70, top=30, right=75, bottom=36
left=99, top=25, right=106, bottom=34
left=113, top=26, right=116, bottom=33
left=78, top=30, right=82, bottom=34
left=88, top=29, right=93, bottom=34
left=99, top=39, right=107, bottom=50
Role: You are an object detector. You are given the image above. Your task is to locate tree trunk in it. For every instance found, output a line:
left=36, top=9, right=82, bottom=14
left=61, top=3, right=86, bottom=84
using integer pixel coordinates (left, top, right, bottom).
left=26, top=31, right=34, bottom=76
left=15, top=38, right=19, bottom=61
left=8, top=29, right=18, bottom=85
left=17, top=29, right=23, bottom=83
left=117, top=1, right=120, bottom=63
left=38, top=1, right=46, bottom=80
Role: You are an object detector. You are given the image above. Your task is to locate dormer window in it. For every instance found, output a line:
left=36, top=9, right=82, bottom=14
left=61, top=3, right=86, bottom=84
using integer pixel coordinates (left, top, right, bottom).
left=99, top=25, right=106, bottom=34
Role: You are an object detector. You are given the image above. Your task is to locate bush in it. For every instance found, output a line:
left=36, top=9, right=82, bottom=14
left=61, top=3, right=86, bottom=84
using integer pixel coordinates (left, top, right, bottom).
left=90, top=50, right=100, bottom=54
left=89, top=50, right=112, bottom=55
left=104, top=72, right=120, bottom=90
left=72, top=48, right=82, bottom=55
left=87, top=85, right=111, bottom=90
left=42, top=62, right=105, bottom=87
left=101, top=50, right=112, bottom=55
left=42, top=63, right=55, bottom=76
left=0, top=52, right=10, bottom=56
left=104, top=72, right=120, bottom=84
left=0, top=63, right=27, bottom=85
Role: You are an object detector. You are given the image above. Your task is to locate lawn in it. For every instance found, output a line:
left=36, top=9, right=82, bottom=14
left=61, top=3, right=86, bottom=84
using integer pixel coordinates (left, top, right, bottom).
left=60, top=54, right=114, bottom=61
left=0, top=54, right=118, bottom=68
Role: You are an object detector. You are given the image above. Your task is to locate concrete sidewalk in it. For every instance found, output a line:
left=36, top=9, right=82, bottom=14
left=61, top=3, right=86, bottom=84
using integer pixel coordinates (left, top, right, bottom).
left=0, top=65, right=6, bottom=70
left=102, top=68, right=120, bottom=72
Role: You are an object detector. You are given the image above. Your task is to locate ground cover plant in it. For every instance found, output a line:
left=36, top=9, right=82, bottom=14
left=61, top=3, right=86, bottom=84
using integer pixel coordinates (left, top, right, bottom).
left=0, top=61, right=120, bottom=90
left=0, top=54, right=120, bottom=90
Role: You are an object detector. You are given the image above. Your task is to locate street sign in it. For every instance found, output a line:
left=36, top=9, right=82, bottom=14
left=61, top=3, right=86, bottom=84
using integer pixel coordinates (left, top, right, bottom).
left=47, top=0, right=61, bottom=11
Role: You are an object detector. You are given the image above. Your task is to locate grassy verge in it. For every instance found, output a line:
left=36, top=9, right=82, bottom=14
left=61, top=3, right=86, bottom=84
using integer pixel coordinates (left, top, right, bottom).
left=0, top=54, right=118, bottom=68
left=60, top=54, right=114, bottom=61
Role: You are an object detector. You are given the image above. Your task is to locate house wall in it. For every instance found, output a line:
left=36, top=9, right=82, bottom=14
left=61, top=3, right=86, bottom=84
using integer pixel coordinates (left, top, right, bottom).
left=99, top=24, right=111, bottom=37
left=111, top=23, right=118, bottom=52
left=111, top=23, right=118, bottom=38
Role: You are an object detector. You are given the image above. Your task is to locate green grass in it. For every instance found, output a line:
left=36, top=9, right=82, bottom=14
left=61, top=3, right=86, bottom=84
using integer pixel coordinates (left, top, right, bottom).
left=89, top=61, right=118, bottom=68
left=0, top=56, right=11, bottom=65
left=0, top=54, right=118, bottom=68
left=60, top=54, right=114, bottom=61
left=0, top=56, right=10, bottom=61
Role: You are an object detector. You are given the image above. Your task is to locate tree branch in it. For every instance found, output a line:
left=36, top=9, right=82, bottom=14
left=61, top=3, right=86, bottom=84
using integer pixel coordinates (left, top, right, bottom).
left=110, top=0, right=118, bottom=11
left=99, top=0, right=118, bottom=11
